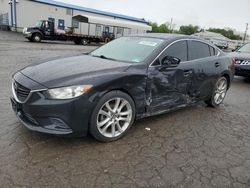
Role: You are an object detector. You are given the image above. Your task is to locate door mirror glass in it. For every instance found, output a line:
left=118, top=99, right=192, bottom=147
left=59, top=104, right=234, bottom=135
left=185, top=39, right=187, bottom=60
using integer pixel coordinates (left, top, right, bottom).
left=161, top=56, right=181, bottom=67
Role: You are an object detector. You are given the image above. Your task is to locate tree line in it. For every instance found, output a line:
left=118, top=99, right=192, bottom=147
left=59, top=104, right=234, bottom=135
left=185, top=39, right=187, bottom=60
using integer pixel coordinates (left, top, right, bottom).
left=149, top=22, right=243, bottom=40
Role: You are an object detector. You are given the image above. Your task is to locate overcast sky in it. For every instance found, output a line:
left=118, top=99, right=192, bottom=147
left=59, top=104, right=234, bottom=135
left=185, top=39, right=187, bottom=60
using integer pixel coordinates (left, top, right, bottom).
left=59, top=0, right=250, bottom=34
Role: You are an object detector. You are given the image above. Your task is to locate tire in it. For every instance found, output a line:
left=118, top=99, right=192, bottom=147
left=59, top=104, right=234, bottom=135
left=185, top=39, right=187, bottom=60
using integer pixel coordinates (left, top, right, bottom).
left=31, top=33, right=41, bottom=42
left=74, top=39, right=81, bottom=45
left=205, top=76, right=228, bottom=107
left=90, top=91, right=136, bottom=142
left=81, top=38, right=89, bottom=45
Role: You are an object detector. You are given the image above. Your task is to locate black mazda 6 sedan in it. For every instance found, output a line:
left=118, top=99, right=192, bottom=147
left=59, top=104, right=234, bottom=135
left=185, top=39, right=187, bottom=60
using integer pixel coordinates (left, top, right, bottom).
left=230, top=42, right=250, bottom=78
left=11, top=34, right=235, bottom=142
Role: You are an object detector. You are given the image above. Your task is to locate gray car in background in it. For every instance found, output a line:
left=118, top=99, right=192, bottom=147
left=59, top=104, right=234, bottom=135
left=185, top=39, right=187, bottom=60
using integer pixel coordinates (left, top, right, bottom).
left=230, top=43, right=250, bottom=78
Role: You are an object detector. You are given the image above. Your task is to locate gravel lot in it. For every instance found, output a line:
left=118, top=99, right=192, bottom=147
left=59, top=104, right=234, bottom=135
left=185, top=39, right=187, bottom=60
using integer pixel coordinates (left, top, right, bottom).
left=0, top=30, right=250, bottom=188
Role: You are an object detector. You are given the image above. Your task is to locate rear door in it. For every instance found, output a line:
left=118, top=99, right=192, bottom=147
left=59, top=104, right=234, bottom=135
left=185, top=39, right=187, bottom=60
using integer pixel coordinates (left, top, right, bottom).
left=184, top=40, right=222, bottom=100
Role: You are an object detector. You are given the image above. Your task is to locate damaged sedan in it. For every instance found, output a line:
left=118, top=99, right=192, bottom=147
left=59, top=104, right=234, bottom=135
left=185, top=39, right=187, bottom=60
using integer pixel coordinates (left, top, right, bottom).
left=11, top=34, right=235, bottom=142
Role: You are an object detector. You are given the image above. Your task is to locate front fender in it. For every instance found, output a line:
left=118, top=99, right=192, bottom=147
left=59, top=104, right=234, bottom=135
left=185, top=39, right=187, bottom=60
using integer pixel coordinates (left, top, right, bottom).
left=88, top=72, right=148, bottom=118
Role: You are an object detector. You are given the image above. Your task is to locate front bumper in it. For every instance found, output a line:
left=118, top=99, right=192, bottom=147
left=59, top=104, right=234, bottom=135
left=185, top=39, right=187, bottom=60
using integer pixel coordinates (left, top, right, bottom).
left=11, top=72, right=94, bottom=137
left=23, top=32, right=32, bottom=38
left=235, top=65, right=250, bottom=77
left=11, top=97, right=74, bottom=135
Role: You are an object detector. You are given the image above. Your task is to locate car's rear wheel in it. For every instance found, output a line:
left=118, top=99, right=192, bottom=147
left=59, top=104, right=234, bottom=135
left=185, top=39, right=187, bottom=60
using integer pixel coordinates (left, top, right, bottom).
left=205, top=76, right=228, bottom=107
left=90, top=91, right=135, bottom=142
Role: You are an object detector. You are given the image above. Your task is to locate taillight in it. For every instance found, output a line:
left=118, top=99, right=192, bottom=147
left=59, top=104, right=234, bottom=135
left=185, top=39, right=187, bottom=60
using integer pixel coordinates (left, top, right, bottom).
left=232, top=58, right=236, bottom=65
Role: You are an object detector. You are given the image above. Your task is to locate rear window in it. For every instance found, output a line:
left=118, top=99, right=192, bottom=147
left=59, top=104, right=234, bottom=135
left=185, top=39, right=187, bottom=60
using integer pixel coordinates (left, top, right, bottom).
left=188, top=41, right=210, bottom=60
left=209, top=46, right=216, bottom=56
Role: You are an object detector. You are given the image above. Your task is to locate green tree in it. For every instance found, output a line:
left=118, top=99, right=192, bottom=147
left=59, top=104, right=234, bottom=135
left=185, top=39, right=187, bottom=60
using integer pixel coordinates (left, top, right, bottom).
left=149, top=22, right=170, bottom=33
left=179, top=25, right=200, bottom=35
left=150, top=22, right=159, bottom=32
left=158, top=24, right=170, bottom=33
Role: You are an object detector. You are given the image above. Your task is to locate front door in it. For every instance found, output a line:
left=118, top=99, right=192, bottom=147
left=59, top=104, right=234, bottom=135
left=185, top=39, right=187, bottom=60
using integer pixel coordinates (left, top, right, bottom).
left=43, top=21, right=51, bottom=36
left=147, top=40, right=193, bottom=114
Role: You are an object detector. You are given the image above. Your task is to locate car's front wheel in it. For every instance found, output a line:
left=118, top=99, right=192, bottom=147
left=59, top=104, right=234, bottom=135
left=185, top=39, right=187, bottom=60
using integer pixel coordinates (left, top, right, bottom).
left=90, top=91, right=135, bottom=142
left=205, top=76, right=228, bottom=107
left=32, top=33, right=41, bottom=42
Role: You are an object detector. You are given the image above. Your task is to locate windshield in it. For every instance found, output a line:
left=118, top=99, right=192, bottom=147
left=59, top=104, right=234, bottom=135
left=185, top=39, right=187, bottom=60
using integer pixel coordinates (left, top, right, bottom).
left=237, top=43, right=250, bottom=53
left=90, top=37, right=164, bottom=63
left=36, top=21, right=44, bottom=28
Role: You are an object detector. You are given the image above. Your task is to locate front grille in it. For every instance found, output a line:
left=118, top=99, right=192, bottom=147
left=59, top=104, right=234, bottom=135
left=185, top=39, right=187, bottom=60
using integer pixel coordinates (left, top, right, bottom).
left=13, top=81, right=31, bottom=102
left=238, top=69, right=250, bottom=74
left=22, top=112, right=38, bottom=125
left=236, top=59, right=250, bottom=65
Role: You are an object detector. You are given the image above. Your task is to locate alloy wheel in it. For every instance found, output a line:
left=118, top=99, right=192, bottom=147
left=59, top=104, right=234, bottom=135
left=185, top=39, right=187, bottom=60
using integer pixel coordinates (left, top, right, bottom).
left=214, top=77, right=227, bottom=105
left=97, top=97, right=132, bottom=138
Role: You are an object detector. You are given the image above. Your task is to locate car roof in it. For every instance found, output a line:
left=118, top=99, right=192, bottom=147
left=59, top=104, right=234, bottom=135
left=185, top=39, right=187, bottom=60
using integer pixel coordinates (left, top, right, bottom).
left=128, top=33, right=223, bottom=55
left=129, top=33, right=199, bottom=41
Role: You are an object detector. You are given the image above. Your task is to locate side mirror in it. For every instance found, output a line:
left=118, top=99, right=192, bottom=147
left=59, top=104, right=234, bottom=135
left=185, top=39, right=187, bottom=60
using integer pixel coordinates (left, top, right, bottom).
left=162, top=56, right=181, bottom=67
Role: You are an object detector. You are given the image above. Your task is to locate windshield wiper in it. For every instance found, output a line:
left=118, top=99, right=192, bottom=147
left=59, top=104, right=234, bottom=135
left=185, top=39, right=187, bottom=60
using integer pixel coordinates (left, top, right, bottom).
left=92, top=55, right=118, bottom=61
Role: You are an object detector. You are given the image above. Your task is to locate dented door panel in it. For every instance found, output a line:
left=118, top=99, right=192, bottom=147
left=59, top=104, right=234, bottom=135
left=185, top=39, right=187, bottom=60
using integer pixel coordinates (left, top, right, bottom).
left=146, top=64, right=193, bottom=114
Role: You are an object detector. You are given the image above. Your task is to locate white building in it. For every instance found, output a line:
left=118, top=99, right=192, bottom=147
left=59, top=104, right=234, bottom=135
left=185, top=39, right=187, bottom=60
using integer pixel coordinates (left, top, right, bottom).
left=193, top=31, right=245, bottom=49
left=0, top=0, right=152, bottom=37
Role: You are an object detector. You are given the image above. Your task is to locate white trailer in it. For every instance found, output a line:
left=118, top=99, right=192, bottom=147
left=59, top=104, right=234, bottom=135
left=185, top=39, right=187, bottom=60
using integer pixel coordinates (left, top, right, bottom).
left=0, top=0, right=152, bottom=36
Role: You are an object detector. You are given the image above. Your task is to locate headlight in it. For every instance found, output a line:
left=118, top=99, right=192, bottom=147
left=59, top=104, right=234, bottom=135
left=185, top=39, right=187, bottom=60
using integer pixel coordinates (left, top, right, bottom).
left=23, top=27, right=27, bottom=33
left=45, top=85, right=93, bottom=99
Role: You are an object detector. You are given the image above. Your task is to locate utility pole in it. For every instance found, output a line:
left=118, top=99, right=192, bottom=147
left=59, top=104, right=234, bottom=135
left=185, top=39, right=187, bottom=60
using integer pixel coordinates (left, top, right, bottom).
left=243, top=23, right=248, bottom=44
left=170, top=18, right=173, bottom=33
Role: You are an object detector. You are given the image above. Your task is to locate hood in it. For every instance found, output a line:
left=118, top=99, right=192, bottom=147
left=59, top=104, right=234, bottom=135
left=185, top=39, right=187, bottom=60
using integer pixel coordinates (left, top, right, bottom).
left=20, top=55, right=130, bottom=88
left=229, top=52, right=250, bottom=60
left=27, top=27, right=40, bottom=31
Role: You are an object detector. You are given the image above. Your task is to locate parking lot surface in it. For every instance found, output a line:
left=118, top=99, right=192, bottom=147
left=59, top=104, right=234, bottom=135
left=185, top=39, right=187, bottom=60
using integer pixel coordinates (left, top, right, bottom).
left=0, top=30, right=250, bottom=188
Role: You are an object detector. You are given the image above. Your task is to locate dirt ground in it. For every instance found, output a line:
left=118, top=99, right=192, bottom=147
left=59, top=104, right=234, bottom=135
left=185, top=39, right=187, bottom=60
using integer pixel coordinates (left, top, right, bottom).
left=0, top=30, right=250, bottom=188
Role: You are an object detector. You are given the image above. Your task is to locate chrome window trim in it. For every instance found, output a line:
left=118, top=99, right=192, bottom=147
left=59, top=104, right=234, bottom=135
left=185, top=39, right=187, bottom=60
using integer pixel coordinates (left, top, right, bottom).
left=12, top=79, right=47, bottom=104
left=149, top=38, right=221, bottom=67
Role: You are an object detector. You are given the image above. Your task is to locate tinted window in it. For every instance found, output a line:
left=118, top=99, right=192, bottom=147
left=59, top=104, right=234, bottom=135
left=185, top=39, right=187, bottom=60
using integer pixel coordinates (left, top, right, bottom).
left=209, top=46, right=215, bottom=56
left=188, top=41, right=210, bottom=60
left=238, top=43, right=250, bottom=53
left=162, top=41, right=188, bottom=62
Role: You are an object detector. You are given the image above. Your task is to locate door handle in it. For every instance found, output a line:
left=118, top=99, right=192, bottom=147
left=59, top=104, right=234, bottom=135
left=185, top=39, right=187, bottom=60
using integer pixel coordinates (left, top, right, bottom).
left=184, top=70, right=193, bottom=77
left=215, top=62, right=220, bottom=67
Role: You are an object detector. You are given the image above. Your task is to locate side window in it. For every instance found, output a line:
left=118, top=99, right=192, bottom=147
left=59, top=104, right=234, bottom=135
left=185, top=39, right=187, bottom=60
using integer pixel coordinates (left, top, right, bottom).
left=161, top=41, right=188, bottom=62
left=58, top=19, right=65, bottom=30
left=214, top=48, right=219, bottom=56
left=209, top=46, right=216, bottom=56
left=104, top=26, right=110, bottom=33
left=188, top=41, right=210, bottom=60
